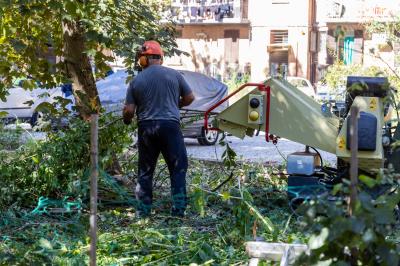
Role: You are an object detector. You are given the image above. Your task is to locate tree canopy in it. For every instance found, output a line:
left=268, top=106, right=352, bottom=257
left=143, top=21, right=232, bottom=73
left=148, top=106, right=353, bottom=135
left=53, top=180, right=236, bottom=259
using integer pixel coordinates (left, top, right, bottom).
left=0, top=0, right=178, bottom=118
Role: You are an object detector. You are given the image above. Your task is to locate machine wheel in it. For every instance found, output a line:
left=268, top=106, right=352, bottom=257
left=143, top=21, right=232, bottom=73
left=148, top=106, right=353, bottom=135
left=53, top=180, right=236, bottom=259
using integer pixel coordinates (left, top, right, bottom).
left=197, top=127, right=220, bottom=146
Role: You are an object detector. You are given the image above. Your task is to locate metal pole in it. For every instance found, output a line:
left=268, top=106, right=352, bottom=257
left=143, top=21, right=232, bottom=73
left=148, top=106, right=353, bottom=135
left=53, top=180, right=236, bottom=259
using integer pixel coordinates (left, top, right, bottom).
left=90, top=114, right=98, bottom=266
left=349, top=106, right=359, bottom=216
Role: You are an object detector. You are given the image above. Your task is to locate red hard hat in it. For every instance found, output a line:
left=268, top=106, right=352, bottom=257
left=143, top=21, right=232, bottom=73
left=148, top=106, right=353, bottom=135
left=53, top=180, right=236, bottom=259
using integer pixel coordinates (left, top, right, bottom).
left=141, top=41, right=164, bottom=56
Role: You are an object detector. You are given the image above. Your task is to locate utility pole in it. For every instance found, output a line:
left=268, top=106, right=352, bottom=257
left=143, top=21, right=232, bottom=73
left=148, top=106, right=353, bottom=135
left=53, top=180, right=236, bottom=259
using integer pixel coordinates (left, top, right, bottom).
left=90, top=114, right=99, bottom=266
left=349, top=106, right=359, bottom=216
left=307, top=0, right=317, bottom=84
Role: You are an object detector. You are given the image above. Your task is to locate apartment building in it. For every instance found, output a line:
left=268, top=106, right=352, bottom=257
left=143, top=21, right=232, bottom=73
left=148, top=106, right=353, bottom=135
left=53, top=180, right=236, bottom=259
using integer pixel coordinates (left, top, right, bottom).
left=164, top=0, right=400, bottom=85
left=247, top=0, right=315, bottom=82
left=164, top=0, right=315, bottom=83
left=316, top=0, right=400, bottom=80
left=163, top=0, right=251, bottom=81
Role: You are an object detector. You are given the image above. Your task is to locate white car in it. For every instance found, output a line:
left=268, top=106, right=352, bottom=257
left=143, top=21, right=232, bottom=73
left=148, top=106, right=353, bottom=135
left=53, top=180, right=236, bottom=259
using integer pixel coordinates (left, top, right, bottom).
left=287, top=77, right=316, bottom=98
left=0, top=82, right=68, bottom=125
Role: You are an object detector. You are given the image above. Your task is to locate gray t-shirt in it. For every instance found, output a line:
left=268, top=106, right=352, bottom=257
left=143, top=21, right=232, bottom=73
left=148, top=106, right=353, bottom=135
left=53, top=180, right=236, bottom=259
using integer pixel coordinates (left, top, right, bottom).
left=125, top=65, right=192, bottom=123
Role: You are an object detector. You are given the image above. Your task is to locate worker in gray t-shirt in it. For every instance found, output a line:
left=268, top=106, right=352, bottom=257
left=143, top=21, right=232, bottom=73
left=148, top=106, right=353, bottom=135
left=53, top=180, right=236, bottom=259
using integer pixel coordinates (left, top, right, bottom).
left=123, top=41, right=195, bottom=217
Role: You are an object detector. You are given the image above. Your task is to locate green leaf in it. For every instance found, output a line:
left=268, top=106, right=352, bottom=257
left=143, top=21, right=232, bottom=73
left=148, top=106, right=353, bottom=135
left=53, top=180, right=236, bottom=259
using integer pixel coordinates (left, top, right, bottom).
left=244, top=200, right=274, bottom=233
left=23, top=100, right=34, bottom=107
left=0, top=111, right=8, bottom=117
left=332, top=183, right=342, bottom=195
left=64, top=1, right=78, bottom=14
left=362, top=228, right=375, bottom=243
left=35, top=102, right=57, bottom=115
left=221, top=191, right=230, bottom=201
left=308, top=227, right=329, bottom=250
left=32, top=156, right=40, bottom=164
left=38, top=238, right=53, bottom=250
left=359, top=175, right=377, bottom=188
left=21, top=79, right=37, bottom=90
left=38, top=92, right=50, bottom=99
left=372, top=207, right=395, bottom=224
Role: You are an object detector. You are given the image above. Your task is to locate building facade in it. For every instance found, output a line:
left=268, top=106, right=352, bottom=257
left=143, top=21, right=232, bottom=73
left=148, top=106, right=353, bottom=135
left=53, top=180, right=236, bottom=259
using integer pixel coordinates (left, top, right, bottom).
left=247, top=0, right=315, bottom=82
left=164, top=0, right=315, bottom=83
left=163, top=0, right=251, bottom=81
left=164, top=0, right=400, bottom=85
left=316, top=0, right=400, bottom=80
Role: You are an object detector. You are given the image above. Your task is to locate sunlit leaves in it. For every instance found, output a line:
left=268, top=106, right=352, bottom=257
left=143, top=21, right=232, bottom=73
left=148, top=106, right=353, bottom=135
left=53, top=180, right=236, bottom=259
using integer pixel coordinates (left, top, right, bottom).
left=0, top=0, right=178, bottom=101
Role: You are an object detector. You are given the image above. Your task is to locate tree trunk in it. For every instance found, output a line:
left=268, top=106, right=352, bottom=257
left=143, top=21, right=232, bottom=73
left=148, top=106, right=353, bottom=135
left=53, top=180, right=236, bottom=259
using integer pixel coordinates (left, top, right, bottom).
left=62, top=20, right=100, bottom=120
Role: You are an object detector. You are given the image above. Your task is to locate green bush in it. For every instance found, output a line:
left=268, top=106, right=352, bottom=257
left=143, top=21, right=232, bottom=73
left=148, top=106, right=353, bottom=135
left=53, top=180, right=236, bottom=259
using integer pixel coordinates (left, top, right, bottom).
left=0, top=113, right=135, bottom=209
left=0, top=123, right=23, bottom=150
left=296, top=172, right=400, bottom=266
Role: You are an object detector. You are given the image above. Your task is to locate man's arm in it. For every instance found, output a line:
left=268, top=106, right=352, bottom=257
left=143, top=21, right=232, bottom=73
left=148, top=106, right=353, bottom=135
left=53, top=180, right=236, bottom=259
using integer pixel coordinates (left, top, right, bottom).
left=123, top=104, right=136, bottom=125
left=179, top=92, right=195, bottom=108
left=124, top=80, right=137, bottom=125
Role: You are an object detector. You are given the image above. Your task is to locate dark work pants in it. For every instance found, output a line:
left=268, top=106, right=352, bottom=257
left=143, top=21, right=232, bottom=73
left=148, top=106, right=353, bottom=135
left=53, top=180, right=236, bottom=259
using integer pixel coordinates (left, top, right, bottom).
left=136, top=120, right=188, bottom=215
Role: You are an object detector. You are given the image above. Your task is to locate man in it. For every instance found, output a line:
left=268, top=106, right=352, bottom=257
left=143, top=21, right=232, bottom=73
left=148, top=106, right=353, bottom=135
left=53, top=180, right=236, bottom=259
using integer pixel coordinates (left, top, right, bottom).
left=123, top=40, right=195, bottom=217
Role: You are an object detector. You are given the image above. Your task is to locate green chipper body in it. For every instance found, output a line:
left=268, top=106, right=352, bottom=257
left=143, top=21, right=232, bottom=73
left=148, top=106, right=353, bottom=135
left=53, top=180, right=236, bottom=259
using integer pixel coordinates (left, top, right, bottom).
left=210, top=76, right=399, bottom=176
left=216, top=78, right=340, bottom=154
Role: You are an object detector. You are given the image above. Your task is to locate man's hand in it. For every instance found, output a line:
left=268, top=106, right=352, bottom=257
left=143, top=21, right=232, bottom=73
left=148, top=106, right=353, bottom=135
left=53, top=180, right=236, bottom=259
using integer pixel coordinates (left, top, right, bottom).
left=179, top=92, right=195, bottom=108
left=123, top=104, right=136, bottom=125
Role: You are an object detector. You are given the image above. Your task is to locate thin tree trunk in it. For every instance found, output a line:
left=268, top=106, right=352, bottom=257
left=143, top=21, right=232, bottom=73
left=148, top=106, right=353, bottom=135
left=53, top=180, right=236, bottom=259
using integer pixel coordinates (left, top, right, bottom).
left=62, top=20, right=100, bottom=120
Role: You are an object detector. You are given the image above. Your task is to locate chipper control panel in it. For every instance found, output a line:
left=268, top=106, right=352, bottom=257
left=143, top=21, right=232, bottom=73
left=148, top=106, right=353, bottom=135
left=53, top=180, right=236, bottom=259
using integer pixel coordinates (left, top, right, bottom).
left=248, top=94, right=264, bottom=124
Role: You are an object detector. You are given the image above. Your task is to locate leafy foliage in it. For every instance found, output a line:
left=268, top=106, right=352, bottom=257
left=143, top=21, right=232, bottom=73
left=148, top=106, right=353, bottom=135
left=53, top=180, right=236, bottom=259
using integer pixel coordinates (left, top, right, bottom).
left=0, top=113, right=135, bottom=208
left=296, top=172, right=400, bottom=266
left=0, top=0, right=179, bottom=117
left=0, top=153, right=302, bottom=265
left=0, top=116, right=305, bottom=264
left=322, top=61, right=389, bottom=93
left=364, top=19, right=400, bottom=94
left=0, top=123, right=23, bottom=150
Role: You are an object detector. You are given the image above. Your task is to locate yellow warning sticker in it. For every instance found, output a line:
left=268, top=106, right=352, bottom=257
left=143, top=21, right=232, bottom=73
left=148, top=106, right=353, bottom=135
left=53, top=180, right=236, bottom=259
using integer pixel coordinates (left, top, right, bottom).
left=369, top=98, right=377, bottom=110
left=338, top=137, right=345, bottom=150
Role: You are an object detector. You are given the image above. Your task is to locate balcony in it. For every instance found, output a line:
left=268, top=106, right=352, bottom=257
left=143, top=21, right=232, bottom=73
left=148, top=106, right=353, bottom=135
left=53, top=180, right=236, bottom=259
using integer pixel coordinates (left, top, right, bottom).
left=165, top=0, right=247, bottom=24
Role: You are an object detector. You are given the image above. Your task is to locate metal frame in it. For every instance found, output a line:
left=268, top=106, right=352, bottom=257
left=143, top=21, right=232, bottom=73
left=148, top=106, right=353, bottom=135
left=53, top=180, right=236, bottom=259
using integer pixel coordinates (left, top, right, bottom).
left=204, top=83, right=271, bottom=141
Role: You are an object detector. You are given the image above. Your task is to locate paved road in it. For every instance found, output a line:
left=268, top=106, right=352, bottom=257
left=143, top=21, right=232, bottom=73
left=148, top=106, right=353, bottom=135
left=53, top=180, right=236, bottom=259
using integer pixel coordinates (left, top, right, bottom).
left=185, top=134, right=337, bottom=166
left=12, top=123, right=336, bottom=166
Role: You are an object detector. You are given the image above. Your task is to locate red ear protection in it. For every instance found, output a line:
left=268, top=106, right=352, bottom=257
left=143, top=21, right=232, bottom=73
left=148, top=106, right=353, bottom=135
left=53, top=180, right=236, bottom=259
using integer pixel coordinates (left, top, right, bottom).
left=138, top=55, right=163, bottom=68
left=139, top=55, right=148, bottom=68
left=138, top=41, right=163, bottom=68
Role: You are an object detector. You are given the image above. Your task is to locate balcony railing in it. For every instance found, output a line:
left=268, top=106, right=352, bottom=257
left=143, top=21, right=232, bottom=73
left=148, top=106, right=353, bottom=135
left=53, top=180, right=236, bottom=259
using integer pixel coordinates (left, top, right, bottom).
left=164, top=0, right=245, bottom=24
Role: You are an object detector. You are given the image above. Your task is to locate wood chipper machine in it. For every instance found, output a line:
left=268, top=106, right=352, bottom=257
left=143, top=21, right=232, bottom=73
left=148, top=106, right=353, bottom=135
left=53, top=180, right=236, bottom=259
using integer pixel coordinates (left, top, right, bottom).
left=204, top=76, right=400, bottom=203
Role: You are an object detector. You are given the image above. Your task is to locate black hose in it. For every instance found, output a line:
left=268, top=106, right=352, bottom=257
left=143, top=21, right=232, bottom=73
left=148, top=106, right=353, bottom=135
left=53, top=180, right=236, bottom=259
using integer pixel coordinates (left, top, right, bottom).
left=309, top=146, right=324, bottom=169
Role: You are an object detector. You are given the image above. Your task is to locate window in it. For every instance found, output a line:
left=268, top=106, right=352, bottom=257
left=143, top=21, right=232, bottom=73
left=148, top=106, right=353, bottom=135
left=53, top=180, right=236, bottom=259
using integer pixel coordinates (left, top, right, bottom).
left=270, top=30, right=288, bottom=44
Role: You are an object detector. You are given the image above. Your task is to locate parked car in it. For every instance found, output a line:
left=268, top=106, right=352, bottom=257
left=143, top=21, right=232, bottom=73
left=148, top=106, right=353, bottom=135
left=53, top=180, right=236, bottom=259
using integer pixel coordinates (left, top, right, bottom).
left=287, top=77, right=316, bottom=98
left=0, top=80, right=68, bottom=125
